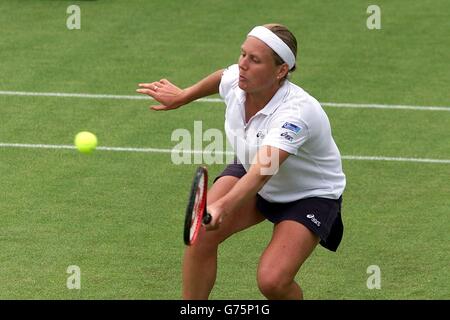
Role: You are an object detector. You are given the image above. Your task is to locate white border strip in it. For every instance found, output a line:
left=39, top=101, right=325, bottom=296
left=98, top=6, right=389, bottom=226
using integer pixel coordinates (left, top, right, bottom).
left=1, top=143, right=449, bottom=164
left=1, top=90, right=449, bottom=111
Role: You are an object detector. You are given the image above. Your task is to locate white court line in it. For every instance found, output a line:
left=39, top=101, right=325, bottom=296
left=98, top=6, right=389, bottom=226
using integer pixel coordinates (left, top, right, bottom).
left=341, top=155, right=450, bottom=164
left=1, top=143, right=449, bottom=164
left=1, top=90, right=450, bottom=111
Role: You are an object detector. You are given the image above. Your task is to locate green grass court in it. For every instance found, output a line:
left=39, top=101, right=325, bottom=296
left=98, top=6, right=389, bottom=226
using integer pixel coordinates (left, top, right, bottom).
left=0, top=0, right=449, bottom=299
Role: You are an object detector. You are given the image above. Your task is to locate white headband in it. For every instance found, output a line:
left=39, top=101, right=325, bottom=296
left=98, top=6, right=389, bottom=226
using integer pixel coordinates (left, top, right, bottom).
left=247, top=26, right=295, bottom=70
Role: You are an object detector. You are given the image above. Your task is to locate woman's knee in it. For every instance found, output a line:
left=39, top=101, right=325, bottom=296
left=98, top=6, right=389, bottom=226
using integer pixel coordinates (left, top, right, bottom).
left=257, top=266, right=291, bottom=297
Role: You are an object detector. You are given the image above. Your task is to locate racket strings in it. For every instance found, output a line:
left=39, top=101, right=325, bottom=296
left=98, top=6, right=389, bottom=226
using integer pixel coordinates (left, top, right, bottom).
left=190, top=175, right=206, bottom=241
left=184, top=167, right=208, bottom=246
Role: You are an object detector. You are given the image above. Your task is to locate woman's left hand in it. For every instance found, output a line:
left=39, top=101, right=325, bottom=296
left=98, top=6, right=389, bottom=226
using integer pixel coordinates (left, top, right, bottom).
left=136, top=79, right=186, bottom=110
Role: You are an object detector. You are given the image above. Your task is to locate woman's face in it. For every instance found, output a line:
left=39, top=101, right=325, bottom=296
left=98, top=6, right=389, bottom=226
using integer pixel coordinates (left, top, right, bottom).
left=238, top=37, right=285, bottom=94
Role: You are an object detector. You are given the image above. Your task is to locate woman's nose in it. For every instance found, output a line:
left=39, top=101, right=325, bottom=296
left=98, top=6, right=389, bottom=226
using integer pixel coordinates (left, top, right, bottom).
left=239, top=57, right=248, bottom=70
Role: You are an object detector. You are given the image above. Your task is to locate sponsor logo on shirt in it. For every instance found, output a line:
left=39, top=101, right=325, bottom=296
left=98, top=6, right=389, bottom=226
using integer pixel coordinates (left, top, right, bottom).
left=306, top=214, right=321, bottom=227
left=282, top=122, right=302, bottom=134
left=280, top=132, right=294, bottom=142
left=256, top=131, right=265, bottom=139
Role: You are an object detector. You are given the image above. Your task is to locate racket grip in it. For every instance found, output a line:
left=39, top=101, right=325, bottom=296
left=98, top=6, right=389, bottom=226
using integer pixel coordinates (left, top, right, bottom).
left=203, top=212, right=212, bottom=225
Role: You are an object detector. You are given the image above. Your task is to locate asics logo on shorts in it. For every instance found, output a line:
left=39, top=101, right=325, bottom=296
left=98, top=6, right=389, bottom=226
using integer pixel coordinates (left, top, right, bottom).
left=306, top=214, right=321, bottom=227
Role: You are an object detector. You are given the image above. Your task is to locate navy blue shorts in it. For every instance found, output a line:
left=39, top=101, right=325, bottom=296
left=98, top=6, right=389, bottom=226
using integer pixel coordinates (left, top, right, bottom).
left=215, top=162, right=344, bottom=252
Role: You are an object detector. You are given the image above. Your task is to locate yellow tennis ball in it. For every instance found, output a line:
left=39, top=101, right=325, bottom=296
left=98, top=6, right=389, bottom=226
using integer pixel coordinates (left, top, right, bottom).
left=74, top=131, right=98, bottom=154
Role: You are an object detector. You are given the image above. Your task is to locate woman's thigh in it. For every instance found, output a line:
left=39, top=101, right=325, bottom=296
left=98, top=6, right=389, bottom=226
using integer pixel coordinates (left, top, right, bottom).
left=194, top=175, right=265, bottom=246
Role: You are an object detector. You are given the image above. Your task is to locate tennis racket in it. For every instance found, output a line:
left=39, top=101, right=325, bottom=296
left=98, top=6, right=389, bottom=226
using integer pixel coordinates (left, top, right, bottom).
left=184, top=166, right=212, bottom=245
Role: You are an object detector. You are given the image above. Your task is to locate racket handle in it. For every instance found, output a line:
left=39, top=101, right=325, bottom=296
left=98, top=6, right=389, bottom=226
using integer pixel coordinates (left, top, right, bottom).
left=203, top=213, right=212, bottom=225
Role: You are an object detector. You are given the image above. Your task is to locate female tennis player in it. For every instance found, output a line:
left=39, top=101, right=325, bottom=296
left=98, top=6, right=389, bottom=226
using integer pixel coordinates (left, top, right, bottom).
left=137, top=23, right=346, bottom=300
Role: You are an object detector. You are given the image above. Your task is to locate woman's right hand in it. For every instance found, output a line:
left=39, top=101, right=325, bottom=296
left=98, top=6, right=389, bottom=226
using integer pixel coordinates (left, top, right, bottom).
left=136, top=79, right=186, bottom=111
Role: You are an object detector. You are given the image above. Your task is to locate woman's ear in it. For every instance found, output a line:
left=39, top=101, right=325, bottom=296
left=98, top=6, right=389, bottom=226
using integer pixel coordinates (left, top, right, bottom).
left=277, top=63, right=290, bottom=80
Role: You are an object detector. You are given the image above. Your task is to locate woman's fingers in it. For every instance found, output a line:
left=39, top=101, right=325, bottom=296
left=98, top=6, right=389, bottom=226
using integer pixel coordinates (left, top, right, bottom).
left=137, top=80, right=182, bottom=110
left=138, top=82, right=159, bottom=88
left=150, top=105, right=169, bottom=111
left=138, top=81, right=169, bottom=95
left=138, top=82, right=161, bottom=92
left=136, top=88, right=153, bottom=95
left=139, top=80, right=169, bottom=89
